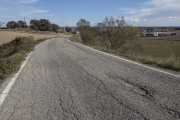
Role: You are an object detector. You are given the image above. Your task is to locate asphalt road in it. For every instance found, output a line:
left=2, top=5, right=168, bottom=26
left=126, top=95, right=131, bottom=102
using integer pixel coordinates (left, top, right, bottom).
left=0, top=36, right=180, bottom=120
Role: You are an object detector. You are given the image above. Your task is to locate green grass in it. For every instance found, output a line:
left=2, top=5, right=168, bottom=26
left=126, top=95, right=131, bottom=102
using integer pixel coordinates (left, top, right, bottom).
left=69, top=35, right=82, bottom=43
left=136, top=39, right=180, bottom=71
left=70, top=35, right=180, bottom=72
left=138, top=40, right=180, bottom=58
left=0, top=36, right=48, bottom=83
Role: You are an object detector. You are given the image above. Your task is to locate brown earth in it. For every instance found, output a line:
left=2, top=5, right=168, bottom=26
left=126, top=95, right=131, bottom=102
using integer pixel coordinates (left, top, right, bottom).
left=0, top=31, right=62, bottom=45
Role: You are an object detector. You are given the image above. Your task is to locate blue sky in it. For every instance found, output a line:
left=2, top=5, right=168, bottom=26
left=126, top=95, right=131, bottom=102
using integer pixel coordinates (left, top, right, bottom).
left=0, top=0, right=180, bottom=27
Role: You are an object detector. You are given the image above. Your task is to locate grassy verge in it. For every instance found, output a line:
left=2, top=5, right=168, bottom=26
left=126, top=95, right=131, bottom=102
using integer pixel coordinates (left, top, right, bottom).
left=70, top=35, right=180, bottom=72
left=69, top=35, right=82, bottom=43
left=0, top=36, right=49, bottom=83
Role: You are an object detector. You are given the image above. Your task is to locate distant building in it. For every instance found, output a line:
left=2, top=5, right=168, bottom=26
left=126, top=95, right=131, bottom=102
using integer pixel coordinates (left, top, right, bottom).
left=153, top=32, right=158, bottom=37
left=71, top=30, right=80, bottom=34
left=141, top=32, right=177, bottom=37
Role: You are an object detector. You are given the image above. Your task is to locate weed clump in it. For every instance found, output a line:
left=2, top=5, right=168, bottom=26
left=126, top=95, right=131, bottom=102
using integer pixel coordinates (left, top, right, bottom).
left=0, top=36, right=46, bottom=83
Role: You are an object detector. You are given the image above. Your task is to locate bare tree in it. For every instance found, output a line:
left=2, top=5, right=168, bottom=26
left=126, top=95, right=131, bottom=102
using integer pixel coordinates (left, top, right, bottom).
left=97, top=16, right=140, bottom=50
left=0, top=21, right=5, bottom=28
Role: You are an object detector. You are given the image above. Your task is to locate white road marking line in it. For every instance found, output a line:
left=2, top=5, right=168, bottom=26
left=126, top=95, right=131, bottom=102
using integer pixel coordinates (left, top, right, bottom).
left=0, top=38, right=53, bottom=107
left=68, top=39, right=180, bottom=78
left=0, top=52, right=33, bottom=106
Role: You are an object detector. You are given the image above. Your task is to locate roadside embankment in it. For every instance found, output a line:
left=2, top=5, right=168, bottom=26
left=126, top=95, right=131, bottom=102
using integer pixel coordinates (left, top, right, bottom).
left=70, top=35, right=180, bottom=72
left=0, top=36, right=52, bottom=83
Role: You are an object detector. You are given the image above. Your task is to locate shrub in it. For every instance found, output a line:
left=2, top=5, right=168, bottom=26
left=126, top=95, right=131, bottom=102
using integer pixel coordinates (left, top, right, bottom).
left=65, top=26, right=72, bottom=32
left=0, top=37, right=46, bottom=82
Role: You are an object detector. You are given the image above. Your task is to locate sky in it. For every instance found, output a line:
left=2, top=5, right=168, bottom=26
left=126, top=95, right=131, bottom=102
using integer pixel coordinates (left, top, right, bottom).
left=0, top=0, right=180, bottom=27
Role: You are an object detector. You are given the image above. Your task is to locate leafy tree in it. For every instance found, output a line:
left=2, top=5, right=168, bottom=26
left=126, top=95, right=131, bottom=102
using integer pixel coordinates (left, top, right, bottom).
left=77, top=19, right=90, bottom=31
left=6, top=21, right=18, bottom=29
left=18, top=20, right=27, bottom=28
left=97, top=16, right=140, bottom=50
left=30, top=24, right=39, bottom=31
left=65, top=26, right=72, bottom=32
left=38, top=19, right=52, bottom=31
left=30, top=19, right=59, bottom=32
left=51, top=24, right=59, bottom=33
left=18, top=20, right=24, bottom=28
left=30, top=19, right=39, bottom=31
left=76, top=19, right=96, bottom=44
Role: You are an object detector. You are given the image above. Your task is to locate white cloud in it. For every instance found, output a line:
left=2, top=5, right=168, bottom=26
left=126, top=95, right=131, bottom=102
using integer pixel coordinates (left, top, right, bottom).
left=145, top=0, right=180, bottom=9
left=119, top=8, right=137, bottom=14
left=119, top=8, right=132, bottom=11
left=128, top=18, right=148, bottom=22
left=31, top=10, right=50, bottom=13
left=122, top=0, right=180, bottom=26
left=18, top=0, right=39, bottom=4
left=129, top=18, right=140, bottom=22
left=125, top=10, right=137, bottom=14
left=158, top=16, right=178, bottom=20
left=167, top=16, right=178, bottom=19
left=141, top=0, right=179, bottom=19
left=19, top=10, right=50, bottom=16
left=0, top=0, right=59, bottom=26
left=141, top=19, right=148, bottom=21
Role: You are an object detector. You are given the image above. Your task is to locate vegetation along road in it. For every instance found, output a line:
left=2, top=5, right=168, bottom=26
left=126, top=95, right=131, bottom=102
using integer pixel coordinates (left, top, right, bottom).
left=0, top=36, right=180, bottom=120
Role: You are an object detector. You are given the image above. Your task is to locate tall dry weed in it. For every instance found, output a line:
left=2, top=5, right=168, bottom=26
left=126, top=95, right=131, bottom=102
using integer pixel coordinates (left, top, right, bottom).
left=27, top=35, right=35, bottom=42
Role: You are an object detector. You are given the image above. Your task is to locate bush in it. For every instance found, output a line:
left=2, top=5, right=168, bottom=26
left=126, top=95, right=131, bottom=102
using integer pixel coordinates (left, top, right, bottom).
left=97, top=16, right=140, bottom=51
left=52, top=24, right=60, bottom=33
left=0, top=37, right=47, bottom=82
left=76, top=19, right=97, bottom=44
left=80, top=26, right=97, bottom=44
left=6, top=21, right=18, bottom=29
left=65, top=26, right=72, bottom=32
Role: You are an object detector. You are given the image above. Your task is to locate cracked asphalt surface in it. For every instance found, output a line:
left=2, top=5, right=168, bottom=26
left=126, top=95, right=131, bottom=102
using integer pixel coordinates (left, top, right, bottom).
left=0, top=36, right=180, bottom=120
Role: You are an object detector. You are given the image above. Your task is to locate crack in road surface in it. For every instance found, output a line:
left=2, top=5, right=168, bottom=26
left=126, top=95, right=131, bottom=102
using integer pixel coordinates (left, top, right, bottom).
left=0, top=36, right=180, bottom=120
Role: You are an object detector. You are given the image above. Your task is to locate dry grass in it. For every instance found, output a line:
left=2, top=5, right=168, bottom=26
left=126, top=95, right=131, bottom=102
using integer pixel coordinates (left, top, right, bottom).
left=0, top=31, right=62, bottom=46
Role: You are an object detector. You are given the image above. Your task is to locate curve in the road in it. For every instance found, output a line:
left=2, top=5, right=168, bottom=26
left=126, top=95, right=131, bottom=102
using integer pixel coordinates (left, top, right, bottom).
left=0, top=36, right=179, bottom=120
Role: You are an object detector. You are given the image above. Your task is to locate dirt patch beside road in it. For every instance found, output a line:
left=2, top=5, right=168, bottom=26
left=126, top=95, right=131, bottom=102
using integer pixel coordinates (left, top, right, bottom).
left=0, top=31, right=62, bottom=45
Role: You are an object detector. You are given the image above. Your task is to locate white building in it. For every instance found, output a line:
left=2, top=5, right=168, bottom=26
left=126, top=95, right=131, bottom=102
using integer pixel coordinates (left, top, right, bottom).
left=153, top=32, right=158, bottom=37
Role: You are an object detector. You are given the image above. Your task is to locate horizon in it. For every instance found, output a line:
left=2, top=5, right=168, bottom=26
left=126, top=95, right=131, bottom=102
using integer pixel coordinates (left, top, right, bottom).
left=0, top=0, right=180, bottom=27
left=59, top=26, right=180, bottom=28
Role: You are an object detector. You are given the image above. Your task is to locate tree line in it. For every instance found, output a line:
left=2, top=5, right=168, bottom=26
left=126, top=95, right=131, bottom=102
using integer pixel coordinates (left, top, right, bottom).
left=6, top=20, right=28, bottom=29
left=76, top=16, right=140, bottom=52
left=6, top=19, right=60, bottom=33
